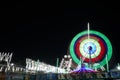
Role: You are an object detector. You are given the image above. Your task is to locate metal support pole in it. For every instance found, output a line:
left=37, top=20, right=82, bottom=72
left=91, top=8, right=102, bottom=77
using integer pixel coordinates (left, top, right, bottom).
left=106, top=54, right=109, bottom=72
left=56, top=58, right=59, bottom=73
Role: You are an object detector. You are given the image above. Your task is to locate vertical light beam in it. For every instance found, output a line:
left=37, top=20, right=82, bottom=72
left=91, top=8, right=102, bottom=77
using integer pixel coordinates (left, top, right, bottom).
left=88, top=22, right=90, bottom=40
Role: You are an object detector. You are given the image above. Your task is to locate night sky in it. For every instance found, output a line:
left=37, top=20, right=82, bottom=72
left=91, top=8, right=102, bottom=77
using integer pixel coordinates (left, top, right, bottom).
left=0, top=1, right=120, bottom=69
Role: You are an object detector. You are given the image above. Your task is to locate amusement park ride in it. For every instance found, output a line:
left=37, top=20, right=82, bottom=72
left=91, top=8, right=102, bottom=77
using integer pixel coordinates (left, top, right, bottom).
left=0, top=23, right=114, bottom=73
left=0, top=23, right=120, bottom=79
left=59, top=23, right=112, bottom=73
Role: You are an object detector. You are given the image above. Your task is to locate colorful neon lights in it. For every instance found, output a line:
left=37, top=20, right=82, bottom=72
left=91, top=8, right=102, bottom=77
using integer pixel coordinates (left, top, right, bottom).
left=69, top=30, right=112, bottom=69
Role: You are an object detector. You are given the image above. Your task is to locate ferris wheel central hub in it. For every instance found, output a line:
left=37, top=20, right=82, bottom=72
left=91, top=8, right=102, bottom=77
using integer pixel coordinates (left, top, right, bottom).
left=88, top=46, right=92, bottom=51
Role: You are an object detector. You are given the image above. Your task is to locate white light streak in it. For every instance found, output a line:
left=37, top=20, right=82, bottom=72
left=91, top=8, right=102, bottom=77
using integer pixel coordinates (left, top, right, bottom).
left=87, top=22, right=90, bottom=40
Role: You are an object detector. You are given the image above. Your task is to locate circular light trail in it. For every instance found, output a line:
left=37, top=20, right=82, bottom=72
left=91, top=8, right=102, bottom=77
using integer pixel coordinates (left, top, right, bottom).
left=69, top=30, right=112, bottom=69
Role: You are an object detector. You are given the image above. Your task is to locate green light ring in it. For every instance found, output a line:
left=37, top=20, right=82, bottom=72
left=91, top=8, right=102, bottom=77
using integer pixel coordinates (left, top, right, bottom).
left=69, top=30, right=112, bottom=69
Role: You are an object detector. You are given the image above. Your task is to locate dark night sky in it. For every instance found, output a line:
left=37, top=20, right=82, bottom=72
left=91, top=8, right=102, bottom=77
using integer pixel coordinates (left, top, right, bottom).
left=0, top=1, right=120, bottom=69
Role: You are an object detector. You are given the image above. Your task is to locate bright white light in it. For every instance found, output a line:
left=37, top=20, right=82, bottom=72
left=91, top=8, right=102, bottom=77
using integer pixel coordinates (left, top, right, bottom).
left=68, top=55, right=71, bottom=58
left=64, top=55, right=67, bottom=58
left=117, top=66, right=120, bottom=70
left=11, top=63, right=14, bottom=66
left=117, top=63, right=120, bottom=70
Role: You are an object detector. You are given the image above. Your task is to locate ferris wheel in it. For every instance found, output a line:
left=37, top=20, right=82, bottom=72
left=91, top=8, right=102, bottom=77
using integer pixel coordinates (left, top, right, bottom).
left=69, top=23, right=112, bottom=70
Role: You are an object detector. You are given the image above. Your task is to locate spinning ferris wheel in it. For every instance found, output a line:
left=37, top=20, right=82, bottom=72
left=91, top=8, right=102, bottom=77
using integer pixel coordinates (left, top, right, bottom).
left=69, top=23, right=112, bottom=70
